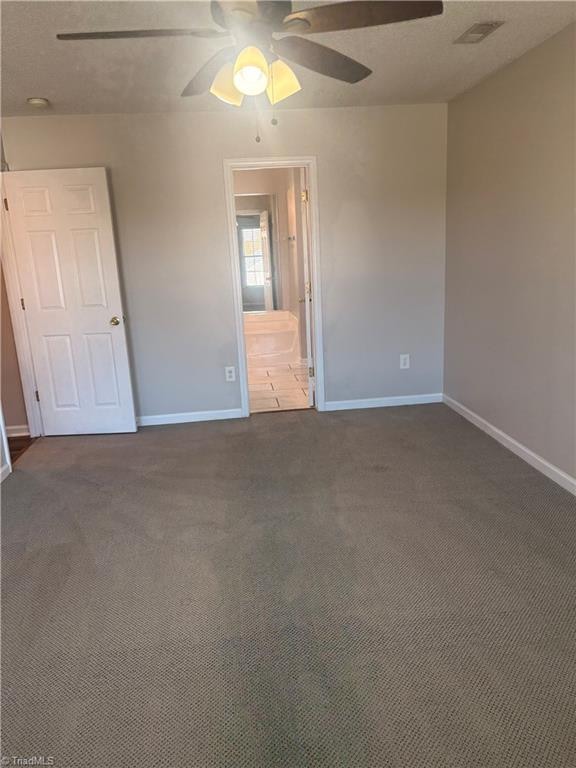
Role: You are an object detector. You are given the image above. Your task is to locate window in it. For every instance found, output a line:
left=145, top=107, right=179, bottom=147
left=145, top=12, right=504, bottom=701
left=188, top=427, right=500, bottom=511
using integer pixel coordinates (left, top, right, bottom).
left=242, top=228, right=265, bottom=286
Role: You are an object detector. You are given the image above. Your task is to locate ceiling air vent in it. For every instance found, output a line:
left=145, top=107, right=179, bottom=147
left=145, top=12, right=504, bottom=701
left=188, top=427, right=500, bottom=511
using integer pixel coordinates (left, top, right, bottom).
left=454, top=21, right=504, bottom=44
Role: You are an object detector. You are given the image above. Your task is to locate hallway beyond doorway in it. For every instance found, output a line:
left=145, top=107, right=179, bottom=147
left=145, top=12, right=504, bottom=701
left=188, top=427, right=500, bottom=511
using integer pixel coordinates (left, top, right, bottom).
left=233, top=163, right=315, bottom=415
left=245, top=310, right=310, bottom=412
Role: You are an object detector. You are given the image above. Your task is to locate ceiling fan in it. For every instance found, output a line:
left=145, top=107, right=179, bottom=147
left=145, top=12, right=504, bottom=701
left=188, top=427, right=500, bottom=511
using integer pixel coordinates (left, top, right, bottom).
left=57, top=1, right=444, bottom=106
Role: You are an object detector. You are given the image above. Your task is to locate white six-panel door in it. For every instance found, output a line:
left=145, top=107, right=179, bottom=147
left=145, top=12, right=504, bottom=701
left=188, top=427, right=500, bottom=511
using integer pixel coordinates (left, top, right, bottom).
left=4, top=168, right=136, bottom=435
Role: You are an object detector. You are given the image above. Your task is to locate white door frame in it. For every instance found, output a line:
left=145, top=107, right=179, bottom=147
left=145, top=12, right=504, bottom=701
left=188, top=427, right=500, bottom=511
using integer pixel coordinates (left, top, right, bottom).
left=0, top=197, right=43, bottom=437
left=259, top=209, right=274, bottom=311
left=223, top=156, right=326, bottom=416
left=299, top=168, right=316, bottom=408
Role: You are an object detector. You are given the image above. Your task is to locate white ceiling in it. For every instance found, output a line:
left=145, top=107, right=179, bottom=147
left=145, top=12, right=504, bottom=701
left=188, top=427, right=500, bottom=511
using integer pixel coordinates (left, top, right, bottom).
left=2, top=1, right=575, bottom=115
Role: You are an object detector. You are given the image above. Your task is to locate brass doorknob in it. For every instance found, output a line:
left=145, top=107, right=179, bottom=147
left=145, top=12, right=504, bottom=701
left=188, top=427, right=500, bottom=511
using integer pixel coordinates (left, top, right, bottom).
left=109, top=316, right=121, bottom=326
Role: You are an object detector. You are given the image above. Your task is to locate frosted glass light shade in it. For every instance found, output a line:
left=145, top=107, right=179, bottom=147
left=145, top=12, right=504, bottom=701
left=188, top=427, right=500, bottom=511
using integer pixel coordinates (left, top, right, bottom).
left=233, top=46, right=269, bottom=96
left=210, top=63, right=244, bottom=106
left=266, top=60, right=301, bottom=105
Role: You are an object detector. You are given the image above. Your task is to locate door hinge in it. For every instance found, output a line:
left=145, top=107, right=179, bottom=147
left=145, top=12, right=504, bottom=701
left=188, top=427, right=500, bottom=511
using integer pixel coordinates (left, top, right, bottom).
left=308, top=365, right=315, bottom=378
left=3, top=198, right=8, bottom=211
left=300, top=189, right=309, bottom=203
left=35, top=390, right=40, bottom=402
left=20, top=297, right=25, bottom=310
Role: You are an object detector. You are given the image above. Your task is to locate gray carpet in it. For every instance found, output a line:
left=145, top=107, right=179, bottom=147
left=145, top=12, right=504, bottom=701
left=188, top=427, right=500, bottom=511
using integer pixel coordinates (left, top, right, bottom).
left=2, top=404, right=575, bottom=767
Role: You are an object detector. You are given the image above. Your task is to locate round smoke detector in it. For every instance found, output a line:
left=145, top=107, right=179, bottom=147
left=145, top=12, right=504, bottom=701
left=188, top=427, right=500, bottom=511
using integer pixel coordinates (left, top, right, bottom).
left=26, top=97, right=50, bottom=108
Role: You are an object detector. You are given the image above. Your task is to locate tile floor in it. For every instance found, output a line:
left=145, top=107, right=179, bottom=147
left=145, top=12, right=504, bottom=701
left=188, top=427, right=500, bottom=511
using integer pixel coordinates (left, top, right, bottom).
left=248, top=362, right=310, bottom=413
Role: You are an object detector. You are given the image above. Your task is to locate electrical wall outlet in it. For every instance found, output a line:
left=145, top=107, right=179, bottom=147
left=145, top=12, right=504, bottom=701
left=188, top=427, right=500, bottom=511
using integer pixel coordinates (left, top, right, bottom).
left=225, top=366, right=236, bottom=382
left=400, top=354, right=410, bottom=370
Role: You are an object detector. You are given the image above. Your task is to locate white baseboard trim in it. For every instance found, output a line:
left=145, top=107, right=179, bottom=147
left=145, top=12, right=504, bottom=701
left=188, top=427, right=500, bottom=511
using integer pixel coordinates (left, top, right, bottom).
left=324, top=393, right=443, bottom=412
left=136, top=408, right=244, bottom=428
left=6, top=424, right=30, bottom=438
left=444, top=395, right=576, bottom=496
left=1, top=463, right=12, bottom=483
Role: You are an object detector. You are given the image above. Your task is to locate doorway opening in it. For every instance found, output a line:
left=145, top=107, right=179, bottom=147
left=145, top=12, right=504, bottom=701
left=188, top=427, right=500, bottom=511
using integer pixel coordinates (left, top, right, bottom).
left=225, top=158, right=324, bottom=416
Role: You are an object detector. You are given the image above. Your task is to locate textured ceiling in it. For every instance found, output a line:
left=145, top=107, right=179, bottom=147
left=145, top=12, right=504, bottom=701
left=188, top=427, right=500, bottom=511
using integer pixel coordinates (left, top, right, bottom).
left=2, top=1, right=575, bottom=115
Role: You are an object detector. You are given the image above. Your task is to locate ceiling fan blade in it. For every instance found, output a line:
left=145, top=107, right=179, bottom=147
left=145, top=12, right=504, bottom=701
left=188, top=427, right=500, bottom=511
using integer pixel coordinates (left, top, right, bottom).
left=181, top=46, right=237, bottom=97
left=57, top=28, right=229, bottom=41
left=210, top=1, right=228, bottom=29
left=282, top=1, right=443, bottom=34
left=273, top=36, right=371, bottom=83
left=210, top=1, right=262, bottom=29
left=257, top=1, right=292, bottom=30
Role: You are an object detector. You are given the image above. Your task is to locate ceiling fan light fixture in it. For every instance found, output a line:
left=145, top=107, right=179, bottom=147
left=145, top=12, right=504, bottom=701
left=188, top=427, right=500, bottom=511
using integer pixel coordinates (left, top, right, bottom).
left=210, top=62, right=244, bottom=106
left=233, top=46, right=269, bottom=96
left=266, top=60, right=301, bottom=105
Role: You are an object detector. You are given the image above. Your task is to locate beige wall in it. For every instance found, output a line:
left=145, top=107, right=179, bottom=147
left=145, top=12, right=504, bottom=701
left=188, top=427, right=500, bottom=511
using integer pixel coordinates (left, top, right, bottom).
left=1, top=267, right=27, bottom=429
left=445, top=25, right=575, bottom=476
left=235, top=195, right=269, bottom=213
left=3, top=104, right=447, bottom=415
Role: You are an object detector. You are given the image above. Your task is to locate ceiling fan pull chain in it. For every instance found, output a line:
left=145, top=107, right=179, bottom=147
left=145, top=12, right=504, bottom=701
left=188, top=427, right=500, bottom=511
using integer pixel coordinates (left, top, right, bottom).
left=269, top=65, right=279, bottom=126
left=254, top=108, right=261, bottom=143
